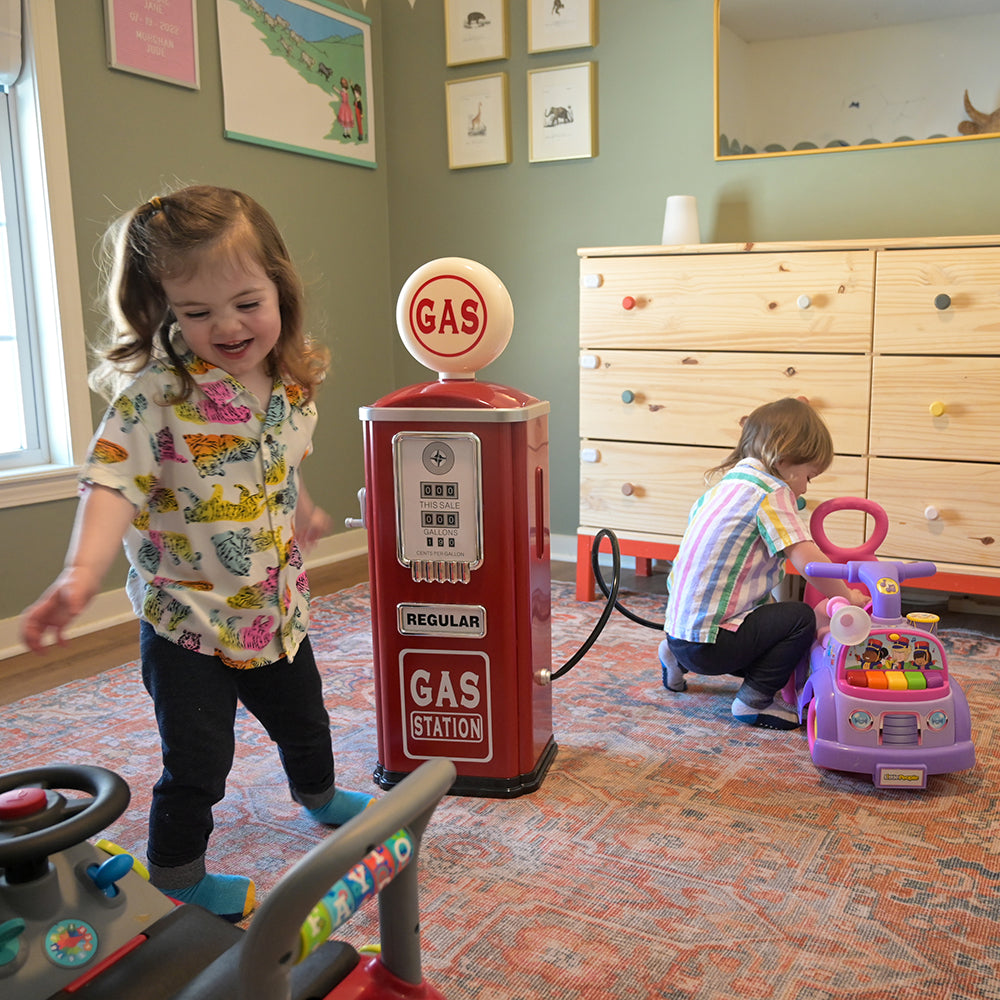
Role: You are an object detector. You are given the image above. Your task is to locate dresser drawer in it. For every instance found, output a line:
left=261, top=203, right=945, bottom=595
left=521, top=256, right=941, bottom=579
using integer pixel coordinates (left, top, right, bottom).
left=579, top=251, right=874, bottom=352
left=874, top=247, right=1000, bottom=354
left=580, top=440, right=868, bottom=547
left=870, top=355, right=1000, bottom=462
left=868, top=458, right=1000, bottom=567
left=580, top=350, right=869, bottom=453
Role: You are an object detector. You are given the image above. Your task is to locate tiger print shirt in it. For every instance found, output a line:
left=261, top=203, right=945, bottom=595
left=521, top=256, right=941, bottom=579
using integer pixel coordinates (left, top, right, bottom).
left=80, top=348, right=317, bottom=668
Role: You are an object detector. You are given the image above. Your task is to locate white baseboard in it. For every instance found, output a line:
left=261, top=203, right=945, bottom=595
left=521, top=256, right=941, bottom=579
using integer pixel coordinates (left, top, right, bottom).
left=0, top=530, right=369, bottom=661
left=550, top=532, right=575, bottom=564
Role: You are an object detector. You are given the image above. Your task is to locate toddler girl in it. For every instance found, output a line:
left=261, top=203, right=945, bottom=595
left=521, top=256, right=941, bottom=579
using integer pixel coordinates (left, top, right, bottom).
left=21, top=185, right=372, bottom=920
left=660, top=397, right=867, bottom=729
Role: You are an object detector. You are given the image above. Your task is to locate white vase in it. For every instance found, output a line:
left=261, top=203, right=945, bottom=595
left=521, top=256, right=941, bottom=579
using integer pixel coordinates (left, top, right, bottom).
left=661, top=195, right=701, bottom=245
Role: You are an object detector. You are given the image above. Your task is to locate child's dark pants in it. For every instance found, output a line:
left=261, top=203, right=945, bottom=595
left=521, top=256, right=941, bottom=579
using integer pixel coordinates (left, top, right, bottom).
left=140, top=623, right=335, bottom=875
left=667, top=600, right=815, bottom=704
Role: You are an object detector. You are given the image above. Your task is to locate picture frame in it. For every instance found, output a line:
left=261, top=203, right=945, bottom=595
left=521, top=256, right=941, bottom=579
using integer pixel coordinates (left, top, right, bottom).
left=216, top=0, right=376, bottom=169
left=444, top=0, right=510, bottom=67
left=104, top=0, right=200, bottom=89
left=527, top=0, right=596, bottom=54
left=527, top=61, right=597, bottom=162
left=446, top=72, right=511, bottom=169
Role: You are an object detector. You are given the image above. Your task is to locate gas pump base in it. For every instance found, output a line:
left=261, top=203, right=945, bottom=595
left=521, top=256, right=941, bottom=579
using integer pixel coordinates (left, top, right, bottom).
left=373, top=737, right=558, bottom=799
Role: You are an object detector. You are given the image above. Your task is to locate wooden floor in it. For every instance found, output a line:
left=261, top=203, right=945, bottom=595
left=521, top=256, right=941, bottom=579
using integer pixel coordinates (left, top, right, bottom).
left=0, top=556, right=370, bottom=707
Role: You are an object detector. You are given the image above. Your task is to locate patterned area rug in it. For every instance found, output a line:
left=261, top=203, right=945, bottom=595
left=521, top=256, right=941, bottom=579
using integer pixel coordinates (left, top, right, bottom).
left=4, top=582, right=999, bottom=1000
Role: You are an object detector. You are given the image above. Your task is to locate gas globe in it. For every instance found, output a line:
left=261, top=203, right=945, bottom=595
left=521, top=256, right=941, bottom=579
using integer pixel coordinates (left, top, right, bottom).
left=395, top=257, right=514, bottom=379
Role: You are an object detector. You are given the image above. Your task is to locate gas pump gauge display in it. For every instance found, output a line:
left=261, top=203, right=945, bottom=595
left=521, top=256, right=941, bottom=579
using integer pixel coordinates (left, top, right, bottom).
left=393, top=431, right=484, bottom=582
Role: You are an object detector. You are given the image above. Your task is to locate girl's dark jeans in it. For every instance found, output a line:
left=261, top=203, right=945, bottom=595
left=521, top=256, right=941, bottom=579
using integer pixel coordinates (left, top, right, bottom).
left=140, top=622, right=335, bottom=871
left=667, top=600, right=816, bottom=704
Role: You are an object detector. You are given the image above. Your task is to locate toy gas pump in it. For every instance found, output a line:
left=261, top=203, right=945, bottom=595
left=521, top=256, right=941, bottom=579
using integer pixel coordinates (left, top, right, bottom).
left=348, top=259, right=556, bottom=797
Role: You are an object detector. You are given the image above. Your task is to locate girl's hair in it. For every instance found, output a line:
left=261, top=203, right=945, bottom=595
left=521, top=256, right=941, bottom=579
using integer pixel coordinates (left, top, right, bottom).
left=706, top=397, right=834, bottom=483
left=90, top=184, right=329, bottom=403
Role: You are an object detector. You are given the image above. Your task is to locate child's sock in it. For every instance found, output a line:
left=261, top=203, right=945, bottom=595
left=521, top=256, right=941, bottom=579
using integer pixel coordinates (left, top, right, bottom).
left=307, top=787, right=374, bottom=826
left=166, top=873, right=256, bottom=923
left=731, top=695, right=800, bottom=731
left=659, top=637, right=687, bottom=692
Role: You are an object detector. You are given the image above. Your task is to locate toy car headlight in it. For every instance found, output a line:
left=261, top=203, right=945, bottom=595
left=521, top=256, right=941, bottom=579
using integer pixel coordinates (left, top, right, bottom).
left=926, top=710, right=949, bottom=731
left=848, top=710, right=875, bottom=731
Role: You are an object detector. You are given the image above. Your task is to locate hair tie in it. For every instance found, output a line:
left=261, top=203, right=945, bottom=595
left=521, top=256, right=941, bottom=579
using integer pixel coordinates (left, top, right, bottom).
left=141, top=196, right=164, bottom=218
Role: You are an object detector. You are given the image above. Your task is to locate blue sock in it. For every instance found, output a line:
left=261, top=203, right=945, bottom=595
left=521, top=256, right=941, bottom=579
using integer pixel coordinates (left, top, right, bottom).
left=166, top=873, right=255, bottom=923
left=307, top=788, right=374, bottom=826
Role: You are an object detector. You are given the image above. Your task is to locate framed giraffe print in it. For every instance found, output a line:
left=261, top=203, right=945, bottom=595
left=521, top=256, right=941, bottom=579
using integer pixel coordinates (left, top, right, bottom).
left=445, top=72, right=511, bottom=169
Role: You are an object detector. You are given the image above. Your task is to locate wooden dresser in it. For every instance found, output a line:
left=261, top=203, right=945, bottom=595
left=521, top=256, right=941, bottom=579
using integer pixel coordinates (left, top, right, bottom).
left=576, top=237, right=1000, bottom=601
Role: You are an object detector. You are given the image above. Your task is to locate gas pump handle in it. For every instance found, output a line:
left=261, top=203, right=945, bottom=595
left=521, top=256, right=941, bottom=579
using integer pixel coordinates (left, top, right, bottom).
left=345, top=488, right=367, bottom=530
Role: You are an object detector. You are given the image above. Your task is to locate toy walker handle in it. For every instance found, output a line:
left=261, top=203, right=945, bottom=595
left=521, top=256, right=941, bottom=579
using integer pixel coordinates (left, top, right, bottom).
left=805, top=562, right=850, bottom=580
left=898, top=561, right=938, bottom=582
left=805, top=560, right=936, bottom=585
left=809, top=497, right=889, bottom=563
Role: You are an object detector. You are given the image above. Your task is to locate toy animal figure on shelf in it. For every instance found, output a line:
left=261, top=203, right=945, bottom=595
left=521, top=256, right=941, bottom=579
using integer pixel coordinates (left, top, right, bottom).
left=794, top=498, right=975, bottom=790
left=958, top=89, right=1000, bottom=135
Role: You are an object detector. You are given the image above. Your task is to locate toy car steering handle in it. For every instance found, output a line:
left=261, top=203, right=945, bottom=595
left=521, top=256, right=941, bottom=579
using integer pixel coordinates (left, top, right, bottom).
left=0, top=764, right=130, bottom=872
left=239, top=757, right=457, bottom=998
left=806, top=560, right=937, bottom=620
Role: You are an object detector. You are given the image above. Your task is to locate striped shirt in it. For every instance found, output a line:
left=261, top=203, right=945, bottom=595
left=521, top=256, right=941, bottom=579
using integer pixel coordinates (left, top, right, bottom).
left=664, top=458, right=811, bottom=643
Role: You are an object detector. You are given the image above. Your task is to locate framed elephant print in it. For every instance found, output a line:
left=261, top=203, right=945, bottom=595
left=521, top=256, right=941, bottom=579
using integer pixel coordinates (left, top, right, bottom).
left=527, top=61, right=597, bottom=162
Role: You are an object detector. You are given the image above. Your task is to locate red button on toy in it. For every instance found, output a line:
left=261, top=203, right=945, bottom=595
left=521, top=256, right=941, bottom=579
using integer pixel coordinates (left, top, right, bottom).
left=0, top=787, right=48, bottom=820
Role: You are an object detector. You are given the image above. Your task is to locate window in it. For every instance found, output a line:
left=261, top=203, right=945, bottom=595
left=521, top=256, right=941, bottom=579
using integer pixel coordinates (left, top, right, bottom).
left=0, top=0, right=91, bottom=508
left=1, top=86, right=44, bottom=466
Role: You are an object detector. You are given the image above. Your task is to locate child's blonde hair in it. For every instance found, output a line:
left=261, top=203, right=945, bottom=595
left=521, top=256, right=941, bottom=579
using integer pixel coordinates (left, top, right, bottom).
left=91, top=184, right=329, bottom=403
left=707, top=397, right=834, bottom=483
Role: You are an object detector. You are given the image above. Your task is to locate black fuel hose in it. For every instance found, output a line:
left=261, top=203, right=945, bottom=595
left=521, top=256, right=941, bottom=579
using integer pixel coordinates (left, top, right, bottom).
left=550, top=528, right=664, bottom=680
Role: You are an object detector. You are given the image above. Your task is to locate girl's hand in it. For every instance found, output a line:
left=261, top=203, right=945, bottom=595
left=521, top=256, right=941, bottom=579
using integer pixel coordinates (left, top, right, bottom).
left=294, top=475, right=332, bottom=552
left=20, top=566, right=102, bottom=653
left=19, top=483, right=134, bottom=654
left=296, top=504, right=333, bottom=552
left=848, top=588, right=869, bottom=608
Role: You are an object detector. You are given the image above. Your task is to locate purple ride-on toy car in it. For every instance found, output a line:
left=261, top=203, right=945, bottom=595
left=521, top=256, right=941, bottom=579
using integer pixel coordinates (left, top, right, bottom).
left=796, top=498, right=975, bottom=790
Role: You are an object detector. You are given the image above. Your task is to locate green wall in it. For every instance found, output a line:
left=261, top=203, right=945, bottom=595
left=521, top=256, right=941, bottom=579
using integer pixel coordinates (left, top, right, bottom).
left=4, top=0, right=1000, bottom=623
left=382, top=0, right=1000, bottom=563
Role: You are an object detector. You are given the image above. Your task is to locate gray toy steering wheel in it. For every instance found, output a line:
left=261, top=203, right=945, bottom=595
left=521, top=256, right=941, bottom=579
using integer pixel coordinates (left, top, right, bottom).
left=0, top=765, right=130, bottom=871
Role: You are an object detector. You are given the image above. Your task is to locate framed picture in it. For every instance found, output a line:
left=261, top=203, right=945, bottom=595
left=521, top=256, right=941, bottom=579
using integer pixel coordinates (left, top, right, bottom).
left=216, top=0, right=375, bottom=169
left=446, top=72, right=511, bottom=169
left=527, top=61, right=597, bottom=162
left=105, top=0, right=200, bottom=89
left=445, top=0, right=509, bottom=67
left=527, top=0, right=596, bottom=54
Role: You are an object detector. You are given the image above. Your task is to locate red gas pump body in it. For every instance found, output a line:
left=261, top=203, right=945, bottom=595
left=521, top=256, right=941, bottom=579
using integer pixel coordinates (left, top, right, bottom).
left=361, top=379, right=555, bottom=797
